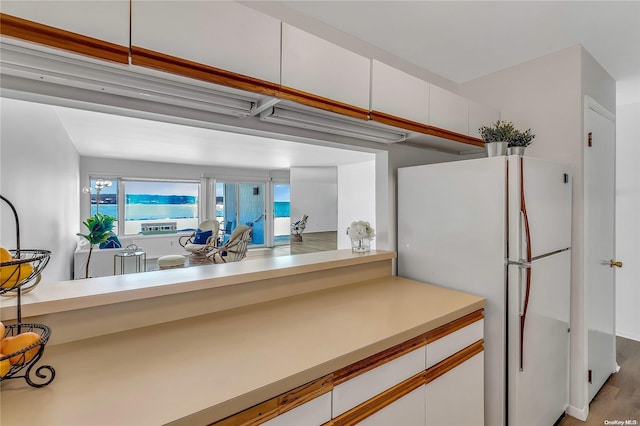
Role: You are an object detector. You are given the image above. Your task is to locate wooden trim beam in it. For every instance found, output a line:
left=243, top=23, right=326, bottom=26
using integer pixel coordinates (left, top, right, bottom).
left=370, top=110, right=429, bottom=133
left=130, top=46, right=281, bottom=97
left=370, top=109, right=485, bottom=147
left=277, top=86, right=370, bottom=120
left=425, top=126, right=485, bottom=147
left=0, top=13, right=129, bottom=64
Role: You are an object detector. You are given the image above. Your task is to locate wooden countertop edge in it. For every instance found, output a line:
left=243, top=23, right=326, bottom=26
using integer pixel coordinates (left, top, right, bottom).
left=1, top=250, right=396, bottom=321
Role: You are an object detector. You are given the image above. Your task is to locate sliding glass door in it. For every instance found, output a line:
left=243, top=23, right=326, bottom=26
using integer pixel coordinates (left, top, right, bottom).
left=217, top=181, right=265, bottom=246
left=274, top=184, right=291, bottom=245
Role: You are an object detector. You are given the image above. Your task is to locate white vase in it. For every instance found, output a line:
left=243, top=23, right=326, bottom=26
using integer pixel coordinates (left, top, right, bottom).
left=485, top=141, right=508, bottom=157
left=351, top=238, right=371, bottom=253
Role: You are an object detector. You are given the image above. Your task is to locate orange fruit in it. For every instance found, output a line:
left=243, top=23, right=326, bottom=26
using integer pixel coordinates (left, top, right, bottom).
left=2, top=332, right=41, bottom=365
left=0, top=335, right=12, bottom=353
left=0, top=357, right=10, bottom=378
left=0, top=248, right=11, bottom=262
left=0, top=321, right=5, bottom=339
left=0, top=262, right=33, bottom=288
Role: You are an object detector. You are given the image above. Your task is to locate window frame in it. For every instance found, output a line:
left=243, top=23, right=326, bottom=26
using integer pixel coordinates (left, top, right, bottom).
left=87, top=176, right=201, bottom=236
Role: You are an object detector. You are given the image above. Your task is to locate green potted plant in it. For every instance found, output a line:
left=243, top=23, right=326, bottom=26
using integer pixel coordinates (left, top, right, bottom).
left=508, top=128, right=535, bottom=155
left=478, top=120, right=516, bottom=157
left=76, top=213, right=116, bottom=278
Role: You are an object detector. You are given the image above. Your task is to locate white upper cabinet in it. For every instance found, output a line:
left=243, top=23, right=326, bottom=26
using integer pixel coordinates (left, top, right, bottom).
left=0, top=0, right=130, bottom=47
left=131, top=1, right=281, bottom=84
left=281, top=23, right=370, bottom=110
left=371, top=60, right=429, bottom=124
left=469, top=100, right=500, bottom=139
left=429, top=84, right=469, bottom=135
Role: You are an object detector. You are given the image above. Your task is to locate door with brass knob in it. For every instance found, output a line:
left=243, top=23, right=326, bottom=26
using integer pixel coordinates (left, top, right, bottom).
left=586, top=102, right=617, bottom=403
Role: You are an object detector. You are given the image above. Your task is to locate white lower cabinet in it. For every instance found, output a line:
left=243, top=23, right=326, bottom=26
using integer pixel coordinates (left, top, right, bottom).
left=215, top=311, right=484, bottom=426
left=425, top=351, right=485, bottom=426
left=359, top=385, right=426, bottom=426
left=262, top=392, right=332, bottom=426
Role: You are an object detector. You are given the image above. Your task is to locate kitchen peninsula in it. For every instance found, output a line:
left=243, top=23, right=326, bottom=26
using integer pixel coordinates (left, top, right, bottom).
left=0, top=250, right=485, bottom=425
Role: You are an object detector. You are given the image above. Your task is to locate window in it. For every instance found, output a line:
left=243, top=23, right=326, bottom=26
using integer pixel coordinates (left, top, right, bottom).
left=87, top=177, right=200, bottom=235
left=87, top=178, right=119, bottom=232
left=123, top=180, right=199, bottom=235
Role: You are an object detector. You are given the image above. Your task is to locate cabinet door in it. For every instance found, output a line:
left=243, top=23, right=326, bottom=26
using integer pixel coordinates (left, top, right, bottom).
left=0, top=0, right=129, bottom=47
left=425, top=352, right=484, bottom=426
left=131, top=1, right=281, bottom=84
left=261, top=393, right=331, bottom=426
left=359, top=385, right=426, bottom=426
left=371, top=60, right=429, bottom=124
left=281, top=23, right=370, bottom=110
left=469, top=100, right=500, bottom=139
left=429, top=84, right=469, bottom=135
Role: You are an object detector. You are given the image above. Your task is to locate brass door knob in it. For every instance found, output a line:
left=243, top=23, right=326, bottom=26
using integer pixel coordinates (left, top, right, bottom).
left=609, top=260, right=623, bottom=268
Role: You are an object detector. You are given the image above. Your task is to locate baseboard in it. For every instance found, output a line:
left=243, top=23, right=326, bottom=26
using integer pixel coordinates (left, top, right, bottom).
left=566, top=404, right=589, bottom=422
left=616, top=330, right=640, bottom=343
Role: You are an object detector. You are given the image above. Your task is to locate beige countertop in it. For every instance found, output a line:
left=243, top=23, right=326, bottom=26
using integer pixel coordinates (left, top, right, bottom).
left=0, top=275, right=485, bottom=426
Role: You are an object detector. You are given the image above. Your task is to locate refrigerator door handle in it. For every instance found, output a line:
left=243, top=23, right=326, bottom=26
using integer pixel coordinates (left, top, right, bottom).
left=519, top=156, right=533, bottom=372
left=506, top=259, right=531, bottom=268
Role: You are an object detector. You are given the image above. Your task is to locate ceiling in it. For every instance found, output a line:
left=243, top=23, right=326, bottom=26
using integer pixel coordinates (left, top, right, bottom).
left=46, top=1, right=640, bottom=169
left=52, top=105, right=375, bottom=170
left=277, top=0, right=640, bottom=105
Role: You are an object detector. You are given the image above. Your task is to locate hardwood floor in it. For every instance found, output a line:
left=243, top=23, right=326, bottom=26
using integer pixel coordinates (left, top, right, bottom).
left=244, top=231, right=337, bottom=259
left=559, top=336, right=640, bottom=425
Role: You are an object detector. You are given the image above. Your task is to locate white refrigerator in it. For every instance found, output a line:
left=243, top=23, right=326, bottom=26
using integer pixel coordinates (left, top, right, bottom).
left=398, top=156, right=572, bottom=426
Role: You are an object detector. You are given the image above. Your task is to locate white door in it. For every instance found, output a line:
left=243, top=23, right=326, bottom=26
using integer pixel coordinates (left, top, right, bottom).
left=585, top=100, right=617, bottom=402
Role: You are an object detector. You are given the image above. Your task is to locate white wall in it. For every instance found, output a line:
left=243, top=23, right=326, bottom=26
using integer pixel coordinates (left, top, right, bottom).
left=0, top=98, right=80, bottom=282
left=460, top=45, right=616, bottom=423
left=290, top=167, right=337, bottom=233
left=337, top=161, right=376, bottom=250
left=615, top=102, right=640, bottom=342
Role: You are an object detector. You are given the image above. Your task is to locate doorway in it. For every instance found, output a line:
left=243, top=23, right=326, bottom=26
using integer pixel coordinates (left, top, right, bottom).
left=216, top=181, right=266, bottom=246
left=585, top=97, right=618, bottom=402
left=273, top=183, right=291, bottom=245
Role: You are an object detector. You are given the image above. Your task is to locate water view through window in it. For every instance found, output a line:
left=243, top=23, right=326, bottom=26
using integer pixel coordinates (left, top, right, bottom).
left=123, top=181, right=199, bottom=235
left=274, top=184, right=291, bottom=244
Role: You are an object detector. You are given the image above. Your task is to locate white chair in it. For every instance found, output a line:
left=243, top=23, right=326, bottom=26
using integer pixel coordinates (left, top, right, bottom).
left=179, top=220, right=220, bottom=256
left=205, top=225, right=252, bottom=264
left=290, top=215, right=308, bottom=242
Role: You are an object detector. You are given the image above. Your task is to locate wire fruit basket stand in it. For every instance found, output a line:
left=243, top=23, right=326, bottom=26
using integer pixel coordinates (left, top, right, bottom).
left=1, top=195, right=55, bottom=387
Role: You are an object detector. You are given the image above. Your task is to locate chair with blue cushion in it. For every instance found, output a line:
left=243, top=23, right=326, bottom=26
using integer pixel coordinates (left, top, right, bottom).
left=179, top=219, right=220, bottom=256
